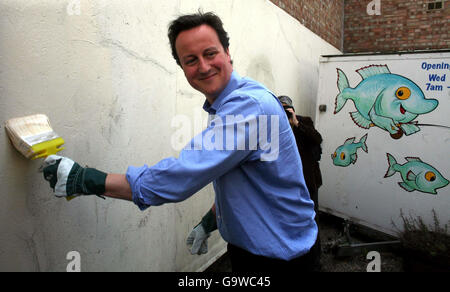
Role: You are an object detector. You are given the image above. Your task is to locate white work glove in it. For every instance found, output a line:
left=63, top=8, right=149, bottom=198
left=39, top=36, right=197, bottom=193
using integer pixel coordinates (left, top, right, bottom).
left=186, top=224, right=210, bottom=255
left=41, top=155, right=79, bottom=198
left=41, top=155, right=107, bottom=199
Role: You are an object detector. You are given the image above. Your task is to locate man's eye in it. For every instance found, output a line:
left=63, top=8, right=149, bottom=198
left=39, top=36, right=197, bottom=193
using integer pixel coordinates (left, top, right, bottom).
left=185, top=59, right=197, bottom=65
left=206, top=51, right=217, bottom=58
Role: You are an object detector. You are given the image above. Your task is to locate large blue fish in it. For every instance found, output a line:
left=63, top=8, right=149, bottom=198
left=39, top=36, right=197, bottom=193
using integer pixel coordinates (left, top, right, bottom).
left=334, top=65, right=438, bottom=139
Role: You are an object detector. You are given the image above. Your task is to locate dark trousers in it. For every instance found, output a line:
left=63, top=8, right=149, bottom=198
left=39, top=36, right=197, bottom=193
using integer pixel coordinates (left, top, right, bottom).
left=227, top=237, right=321, bottom=272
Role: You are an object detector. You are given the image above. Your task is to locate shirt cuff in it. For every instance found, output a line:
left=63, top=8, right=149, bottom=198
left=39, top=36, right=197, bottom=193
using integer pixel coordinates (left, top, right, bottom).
left=126, top=165, right=151, bottom=211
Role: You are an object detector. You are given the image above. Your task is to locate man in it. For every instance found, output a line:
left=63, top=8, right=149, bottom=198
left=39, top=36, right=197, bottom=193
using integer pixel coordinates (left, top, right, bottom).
left=42, top=12, right=319, bottom=272
left=278, top=95, right=323, bottom=215
left=279, top=95, right=323, bottom=268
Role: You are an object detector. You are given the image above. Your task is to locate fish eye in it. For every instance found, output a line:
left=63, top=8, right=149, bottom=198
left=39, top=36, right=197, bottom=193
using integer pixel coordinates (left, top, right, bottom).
left=396, top=87, right=411, bottom=100
left=425, top=171, right=436, bottom=182
left=340, top=152, right=345, bottom=160
left=333, top=152, right=337, bottom=158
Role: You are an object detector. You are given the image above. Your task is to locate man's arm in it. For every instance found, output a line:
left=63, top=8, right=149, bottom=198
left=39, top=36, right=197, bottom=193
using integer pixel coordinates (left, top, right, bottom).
left=104, top=174, right=132, bottom=201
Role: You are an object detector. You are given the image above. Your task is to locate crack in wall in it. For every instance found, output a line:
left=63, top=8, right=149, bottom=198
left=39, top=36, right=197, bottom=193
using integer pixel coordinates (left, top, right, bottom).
left=16, top=231, right=41, bottom=272
left=70, top=38, right=175, bottom=75
left=275, top=12, right=301, bottom=66
left=99, top=38, right=174, bottom=75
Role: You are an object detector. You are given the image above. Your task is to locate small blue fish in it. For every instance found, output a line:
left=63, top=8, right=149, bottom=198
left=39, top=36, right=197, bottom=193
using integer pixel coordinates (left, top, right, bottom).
left=384, top=153, right=449, bottom=194
left=335, top=65, right=438, bottom=138
left=332, top=134, right=368, bottom=167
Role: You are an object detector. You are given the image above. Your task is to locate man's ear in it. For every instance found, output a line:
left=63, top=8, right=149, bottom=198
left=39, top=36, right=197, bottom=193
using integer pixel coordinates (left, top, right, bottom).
left=226, top=48, right=232, bottom=65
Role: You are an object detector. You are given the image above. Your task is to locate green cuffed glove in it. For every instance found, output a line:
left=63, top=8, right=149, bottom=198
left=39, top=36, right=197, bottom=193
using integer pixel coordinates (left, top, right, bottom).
left=41, top=155, right=107, bottom=199
left=186, top=208, right=218, bottom=255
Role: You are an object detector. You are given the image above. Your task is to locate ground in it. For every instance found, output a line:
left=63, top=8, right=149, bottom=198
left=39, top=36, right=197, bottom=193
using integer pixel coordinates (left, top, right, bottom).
left=205, top=212, right=404, bottom=272
left=318, top=213, right=404, bottom=272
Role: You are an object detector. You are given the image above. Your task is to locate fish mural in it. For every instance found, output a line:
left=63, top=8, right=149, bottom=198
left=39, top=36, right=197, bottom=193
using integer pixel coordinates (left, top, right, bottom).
left=331, top=134, right=368, bottom=167
left=334, top=65, right=439, bottom=139
left=384, top=153, right=449, bottom=194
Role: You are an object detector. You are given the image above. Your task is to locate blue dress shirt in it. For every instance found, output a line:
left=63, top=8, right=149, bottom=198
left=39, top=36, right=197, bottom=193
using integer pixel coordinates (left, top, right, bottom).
left=126, top=71, right=317, bottom=260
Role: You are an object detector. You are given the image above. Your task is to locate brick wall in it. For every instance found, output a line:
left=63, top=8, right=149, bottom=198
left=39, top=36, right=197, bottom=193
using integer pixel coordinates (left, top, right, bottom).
left=270, top=0, right=449, bottom=54
left=344, top=0, right=450, bottom=53
left=269, top=0, right=344, bottom=51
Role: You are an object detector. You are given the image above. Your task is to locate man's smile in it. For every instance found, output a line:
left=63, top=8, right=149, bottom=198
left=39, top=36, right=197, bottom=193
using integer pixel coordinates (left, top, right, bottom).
left=199, top=72, right=218, bottom=81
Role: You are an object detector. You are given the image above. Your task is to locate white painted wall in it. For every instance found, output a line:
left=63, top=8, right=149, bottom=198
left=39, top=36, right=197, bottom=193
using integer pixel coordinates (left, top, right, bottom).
left=0, top=0, right=340, bottom=271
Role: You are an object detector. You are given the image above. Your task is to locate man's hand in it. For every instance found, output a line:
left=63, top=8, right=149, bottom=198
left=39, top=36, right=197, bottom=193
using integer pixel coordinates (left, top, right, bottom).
left=186, top=207, right=217, bottom=255
left=285, top=107, right=299, bottom=128
left=41, top=155, right=107, bottom=198
left=186, top=224, right=210, bottom=255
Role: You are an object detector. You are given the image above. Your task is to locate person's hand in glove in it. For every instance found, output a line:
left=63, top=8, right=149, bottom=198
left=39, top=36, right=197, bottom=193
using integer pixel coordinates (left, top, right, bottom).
left=41, top=155, right=107, bottom=199
left=186, top=223, right=210, bottom=255
left=186, top=207, right=217, bottom=255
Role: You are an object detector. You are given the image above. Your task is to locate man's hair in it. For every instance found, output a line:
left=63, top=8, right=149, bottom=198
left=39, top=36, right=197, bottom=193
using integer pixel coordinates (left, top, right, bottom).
left=168, top=11, right=230, bottom=67
left=278, top=95, right=293, bottom=107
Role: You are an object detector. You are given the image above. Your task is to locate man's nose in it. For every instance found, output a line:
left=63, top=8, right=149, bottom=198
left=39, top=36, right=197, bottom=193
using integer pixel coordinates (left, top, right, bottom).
left=198, top=57, right=211, bottom=73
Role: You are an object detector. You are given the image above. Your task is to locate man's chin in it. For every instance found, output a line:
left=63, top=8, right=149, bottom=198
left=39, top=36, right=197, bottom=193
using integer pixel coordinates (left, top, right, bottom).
left=195, top=86, right=220, bottom=99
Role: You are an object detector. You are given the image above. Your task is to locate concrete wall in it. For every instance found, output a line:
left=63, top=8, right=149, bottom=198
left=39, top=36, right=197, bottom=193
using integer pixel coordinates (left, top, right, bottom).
left=269, top=0, right=344, bottom=51
left=0, top=0, right=340, bottom=271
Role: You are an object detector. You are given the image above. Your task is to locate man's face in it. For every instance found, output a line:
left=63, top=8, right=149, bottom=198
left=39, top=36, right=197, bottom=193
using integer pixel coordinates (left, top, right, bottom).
left=175, top=24, right=233, bottom=103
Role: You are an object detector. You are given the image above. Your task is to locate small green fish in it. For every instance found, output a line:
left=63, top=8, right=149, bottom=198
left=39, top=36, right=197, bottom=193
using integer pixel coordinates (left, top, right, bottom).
left=384, top=153, right=449, bottom=194
left=332, top=134, right=368, bottom=167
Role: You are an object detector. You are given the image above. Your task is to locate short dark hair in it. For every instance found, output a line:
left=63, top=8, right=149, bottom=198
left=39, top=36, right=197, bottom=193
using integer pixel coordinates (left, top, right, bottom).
left=168, top=11, right=230, bottom=67
left=278, top=96, right=293, bottom=107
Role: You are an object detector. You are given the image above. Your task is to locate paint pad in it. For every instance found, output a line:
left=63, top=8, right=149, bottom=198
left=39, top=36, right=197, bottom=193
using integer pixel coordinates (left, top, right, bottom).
left=5, top=114, right=65, bottom=160
left=5, top=114, right=76, bottom=200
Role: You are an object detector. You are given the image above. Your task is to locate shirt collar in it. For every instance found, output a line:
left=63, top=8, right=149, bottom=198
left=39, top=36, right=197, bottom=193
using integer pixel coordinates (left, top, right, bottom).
left=202, top=71, right=241, bottom=114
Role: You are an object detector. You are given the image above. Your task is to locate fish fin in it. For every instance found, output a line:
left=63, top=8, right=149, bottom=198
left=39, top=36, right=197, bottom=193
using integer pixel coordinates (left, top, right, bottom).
left=344, top=137, right=356, bottom=145
left=356, top=64, right=390, bottom=80
left=335, top=93, right=347, bottom=114
left=405, top=157, right=421, bottom=162
left=337, top=68, right=349, bottom=92
left=407, top=170, right=417, bottom=181
left=351, top=153, right=357, bottom=164
left=400, top=123, right=420, bottom=136
left=335, top=69, right=349, bottom=114
left=350, top=112, right=372, bottom=129
left=384, top=153, right=397, bottom=177
left=398, top=182, right=415, bottom=192
left=359, top=133, right=368, bottom=153
left=370, top=91, right=400, bottom=135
